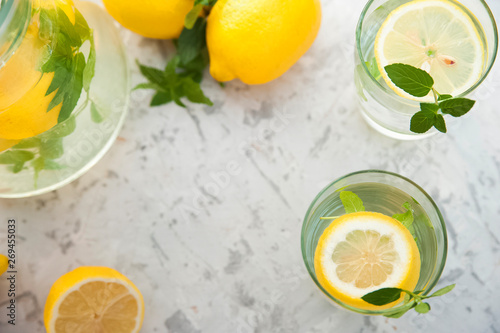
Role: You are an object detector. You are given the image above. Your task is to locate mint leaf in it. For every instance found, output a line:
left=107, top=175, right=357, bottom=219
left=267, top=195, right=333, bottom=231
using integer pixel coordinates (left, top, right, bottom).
left=339, top=191, right=365, bottom=214
left=40, top=138, right=64, bottom=160
left=32, top=157, right=45, bottom=188
left=415, top=302, right=431, bottom=314
left=178, top=18, right=207, bottom=65
left=392, top=202, right=414, bottom=231
left=439, top=98, right=475, bottom=117
left=57, top=52, right=85, bottom=123
left=57, top=7, right=81, bottom=46
left=137, top=61, right=167, bottom=85
left=185, top=4, right=204, bottom=29
left=365, top=57, right=381, bottom=81
left=150, top=91, right=173, bottom=106
left=410, top=110, right=436, bottom=133
left=12, top=138, right=41, bottom=149
left=0, top=151, right=35, bottom=164
left=40, top=116, right=76, bottom=139
left=420, top=103, right=439, bottom=113
left=90, top=101, right=104, bottom=123
left=74, top=8, right=91, bottom=40
left=362, top=288, right=404, bottom=306
left=39, top=9, right=55, bottom=40
left=438, top=94, right=453, bottom=101
left=181, top=77, right=213, bottom=106
left=83, top=33, right=96, bottom=92
left=178, top=50, right=209, bottom=83
left=11, top=163, right=24, bottom=174
left=385, top=64, right=434, bottom=97
left=428, top=284, right=455, bottom=297
left=434, top=114, right=447, bottom=133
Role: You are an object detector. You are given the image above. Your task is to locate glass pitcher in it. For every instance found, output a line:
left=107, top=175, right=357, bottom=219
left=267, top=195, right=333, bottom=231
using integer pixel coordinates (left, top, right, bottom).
left=0, top=0, right=129, bottom=197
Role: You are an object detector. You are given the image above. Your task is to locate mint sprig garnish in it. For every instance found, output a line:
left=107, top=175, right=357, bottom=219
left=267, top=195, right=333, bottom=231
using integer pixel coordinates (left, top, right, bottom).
left=39, top=7, right=95, bottom=123
left=135, top=17, right=213, bottom=108
left=384, top=63, right=475, bottom=134
left=361, top=284, right=456, bottom=318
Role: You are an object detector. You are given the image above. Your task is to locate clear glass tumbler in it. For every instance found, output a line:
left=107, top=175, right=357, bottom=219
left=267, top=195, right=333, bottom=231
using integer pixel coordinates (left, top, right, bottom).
left=354, top=0, right=498, bottom=140
left=301, top=170, right=448, bottom=316
left=0, top=0, right=129, bottom=197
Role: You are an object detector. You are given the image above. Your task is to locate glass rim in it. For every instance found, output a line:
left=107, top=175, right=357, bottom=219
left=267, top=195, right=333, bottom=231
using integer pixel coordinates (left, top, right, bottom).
left=300, top=169, right=448, bottom=315
left=355, top=0, right=499, bottom=99
left=0, top=0, right=31, bottom=66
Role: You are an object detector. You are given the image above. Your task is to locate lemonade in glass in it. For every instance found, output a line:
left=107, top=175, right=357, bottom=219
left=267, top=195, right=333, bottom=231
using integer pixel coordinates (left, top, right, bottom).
left=355, top=0, right=498, bottom=140
left=0, top=0, right=129, bottom=197
left=301, top=171, right=448, bottom=316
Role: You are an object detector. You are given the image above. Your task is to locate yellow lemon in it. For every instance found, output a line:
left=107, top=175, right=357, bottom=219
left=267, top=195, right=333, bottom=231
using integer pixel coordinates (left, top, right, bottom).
left=314, top=212, right=421, bottom=311
left=207, top=0, right=322, bottom=84
left=103, top=0, right=195, bottom=39
left=0, top=255, right=8, bottom=276
left=44, top=266, right=144, bottom=333
left=375, top=0, right=484, bottom=101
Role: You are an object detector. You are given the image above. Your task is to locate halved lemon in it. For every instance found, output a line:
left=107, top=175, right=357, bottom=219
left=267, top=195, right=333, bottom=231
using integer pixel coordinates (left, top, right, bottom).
left=314, top=212, right=420, bottom=310
left=374, top=0, right=485, bottom=101
left=44, top=266, right=144, bottom=333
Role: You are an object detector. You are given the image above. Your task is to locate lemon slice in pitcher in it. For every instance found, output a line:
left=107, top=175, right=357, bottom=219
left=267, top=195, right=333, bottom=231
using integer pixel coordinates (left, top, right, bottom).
left=314, top=212, right=420, bottom=310
left=375, top=0, right=485, bottom=101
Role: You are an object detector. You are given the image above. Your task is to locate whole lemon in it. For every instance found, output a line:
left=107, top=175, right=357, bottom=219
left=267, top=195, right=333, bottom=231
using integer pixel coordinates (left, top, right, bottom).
left=207, top=0, right=322, bottom=85
left=103, top=0, right=195, bottom=39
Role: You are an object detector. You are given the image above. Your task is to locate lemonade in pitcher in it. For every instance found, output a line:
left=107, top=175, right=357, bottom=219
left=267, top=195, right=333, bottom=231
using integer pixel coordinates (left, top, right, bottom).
left=355, top=0, right=497, bottom=139
left=0, top=0, right=129, bottom=197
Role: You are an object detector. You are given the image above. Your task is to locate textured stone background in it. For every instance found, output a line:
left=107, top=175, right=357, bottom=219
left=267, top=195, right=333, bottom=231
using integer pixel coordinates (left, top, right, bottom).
left=1, top=0, right=500, bottom=332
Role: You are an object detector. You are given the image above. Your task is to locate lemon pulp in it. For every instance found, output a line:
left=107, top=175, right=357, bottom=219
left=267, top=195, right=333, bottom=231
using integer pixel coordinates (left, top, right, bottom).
left=314, top=212, right=421, bottom=310
left=374, top=0, right=485, bottom=101
left=44, top=266, right=144, bottom=333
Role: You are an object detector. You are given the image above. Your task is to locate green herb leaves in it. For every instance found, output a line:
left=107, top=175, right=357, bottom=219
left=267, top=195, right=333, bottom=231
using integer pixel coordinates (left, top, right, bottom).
left=361, top=288, right=403, bottom=306
left=392, top=201, right=414, bottom=232
left=339, top=191, right=365, bottom=214
left=361, top=284, right=456, bottom=318
left=385, top=64, right=434, bottom=97
left=39, top=7, right=96, bottom=123
left=0, top=116, right=75, bottom=184
left=384, top=63, right=475, bottom=134
left=439, top=98, right=476, bottom=117
left=135, top=18, right=213, bottom=108
left=136, top=55, right=212, bottom=108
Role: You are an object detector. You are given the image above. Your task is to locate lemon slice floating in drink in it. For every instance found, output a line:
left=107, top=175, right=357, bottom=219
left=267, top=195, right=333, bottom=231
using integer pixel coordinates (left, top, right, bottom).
left=44, top=266, right=144, bottom=333
left=314, top=212, right=420, bottom=310
left=375, top=0, right=485, bottom=101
